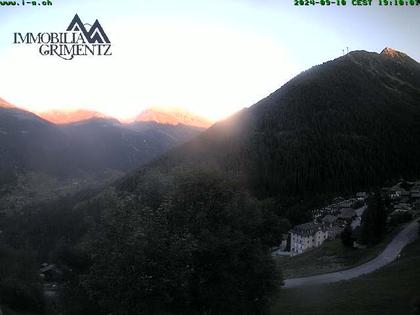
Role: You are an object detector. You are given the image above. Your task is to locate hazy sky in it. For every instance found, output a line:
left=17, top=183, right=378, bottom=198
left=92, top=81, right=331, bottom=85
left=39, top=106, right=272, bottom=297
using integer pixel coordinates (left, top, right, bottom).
left=0, top=0, right=419, bottom=120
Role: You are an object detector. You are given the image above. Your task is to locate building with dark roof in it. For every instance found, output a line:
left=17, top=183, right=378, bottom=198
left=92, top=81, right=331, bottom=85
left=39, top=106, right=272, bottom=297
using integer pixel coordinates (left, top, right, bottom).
left=290, top=223, right=329, bottom=255
left=322, top=214, right=338, bottom=225
left=338, top=208, right=357, bottom=221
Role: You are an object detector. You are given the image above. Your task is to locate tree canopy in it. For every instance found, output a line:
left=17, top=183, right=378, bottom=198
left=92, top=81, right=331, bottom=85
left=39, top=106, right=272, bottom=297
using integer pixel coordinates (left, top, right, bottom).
left=64, top=169, right=286, bottom=315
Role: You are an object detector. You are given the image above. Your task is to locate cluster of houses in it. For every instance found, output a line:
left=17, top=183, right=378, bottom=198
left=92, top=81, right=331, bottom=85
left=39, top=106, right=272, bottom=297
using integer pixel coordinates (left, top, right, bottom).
left=40, top=263, right=63, bottom=282
left=274, top=180, right=420, bottom=256
left=288, top=194, right=368, bottom=255
left=383, top=182, right=420, bottom=219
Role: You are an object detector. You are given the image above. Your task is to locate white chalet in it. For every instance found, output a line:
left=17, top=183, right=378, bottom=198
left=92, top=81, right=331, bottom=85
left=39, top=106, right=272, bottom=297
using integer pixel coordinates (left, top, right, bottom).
left=290, top=223, right=329, bottom=255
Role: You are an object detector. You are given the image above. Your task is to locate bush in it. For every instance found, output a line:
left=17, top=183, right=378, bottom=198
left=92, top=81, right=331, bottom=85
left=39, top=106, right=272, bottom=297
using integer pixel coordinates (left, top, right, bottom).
left=358, top=191, right=387, bottom=245
left=341, top=223, right=354, bottom=247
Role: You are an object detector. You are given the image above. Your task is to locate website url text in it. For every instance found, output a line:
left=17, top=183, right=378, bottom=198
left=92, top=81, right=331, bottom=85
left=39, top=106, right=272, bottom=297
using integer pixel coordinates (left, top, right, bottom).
left=0, top=0, right=52, bottom=6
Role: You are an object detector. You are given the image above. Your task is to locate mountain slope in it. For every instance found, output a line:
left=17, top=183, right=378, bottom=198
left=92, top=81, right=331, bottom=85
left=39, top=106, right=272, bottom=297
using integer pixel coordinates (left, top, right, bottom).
left=0, top=105, right=62, bottom=172
left=38, top=109, right=108, bottom=124
left=0, top=104, right=205, bottom=211
left=0, top=106, right=202, bottom=175
left=58, top=118, right=203, bottom=172
left=135, top=108, right=212, bottom=128
left=0, top=97, right=14, bottom=108
left=120, top=48, right=420, bottom=215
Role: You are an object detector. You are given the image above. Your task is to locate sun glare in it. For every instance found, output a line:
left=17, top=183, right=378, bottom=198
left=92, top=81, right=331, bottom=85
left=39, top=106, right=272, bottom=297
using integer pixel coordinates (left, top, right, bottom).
left=0, top=16, right=298, bottom=122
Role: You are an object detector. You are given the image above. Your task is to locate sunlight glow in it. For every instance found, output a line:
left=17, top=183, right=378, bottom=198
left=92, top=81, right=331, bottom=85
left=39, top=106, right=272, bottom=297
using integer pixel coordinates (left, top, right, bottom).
left=1, top=0, right=417, bottom=121
left=0, top=16, right=298, bottom=121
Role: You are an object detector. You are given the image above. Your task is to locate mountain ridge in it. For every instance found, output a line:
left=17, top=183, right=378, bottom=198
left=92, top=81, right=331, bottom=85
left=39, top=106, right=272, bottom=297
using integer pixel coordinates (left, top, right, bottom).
left=0, top=97, right=15, bottom=109
left=38, top=109, right=109, bottom=124
left=35, top=107, right=212, bottom=129
left=0, top=103, right=205, bottom=211
left=134, top=108, right=212, bottom=128
left=119, top=48, right=420, bottom=221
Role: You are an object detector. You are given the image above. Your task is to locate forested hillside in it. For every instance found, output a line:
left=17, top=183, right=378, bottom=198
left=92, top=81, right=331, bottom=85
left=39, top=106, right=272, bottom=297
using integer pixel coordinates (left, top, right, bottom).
left=121, top=48, right=420, bottom=220
left=0, top=106, right=204, bottom=211
left=3, top=48, right=420, bottom=314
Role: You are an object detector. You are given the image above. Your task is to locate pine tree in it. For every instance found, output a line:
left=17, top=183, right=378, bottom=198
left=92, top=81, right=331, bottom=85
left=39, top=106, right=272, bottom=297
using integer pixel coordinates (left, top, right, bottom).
left=358, top=190, right=387, bottom=245
left=341, top=223, right=354, bottom=247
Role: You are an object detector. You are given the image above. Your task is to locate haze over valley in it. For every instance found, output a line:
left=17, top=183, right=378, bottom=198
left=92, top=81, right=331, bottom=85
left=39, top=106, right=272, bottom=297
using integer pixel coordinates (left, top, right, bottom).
left=0, top=48, right=420, bottom=315
left=0, top=102, right=208, bottom=212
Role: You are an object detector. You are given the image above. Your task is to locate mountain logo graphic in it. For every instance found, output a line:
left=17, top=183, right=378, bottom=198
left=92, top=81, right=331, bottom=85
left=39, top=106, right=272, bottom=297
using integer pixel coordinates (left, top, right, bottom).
left=67, top=14, right=110, bottom=44
left=13, top=14, right=112, bottom=60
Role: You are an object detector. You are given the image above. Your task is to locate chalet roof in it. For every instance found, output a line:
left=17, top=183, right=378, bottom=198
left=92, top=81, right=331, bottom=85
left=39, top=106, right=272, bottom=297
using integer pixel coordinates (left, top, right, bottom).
left=322, top=215, right=337, bottom=224
left=40, top=264, right=57, bottom=274
left=338, top=208, right=357, bottom=220
left=328, top=225, right=344, bottom=235
left=339, top=200, right=355, bottom=208
left=411, top=190, right=420, bottom=198
left=291, top=222, right=327, bottom=237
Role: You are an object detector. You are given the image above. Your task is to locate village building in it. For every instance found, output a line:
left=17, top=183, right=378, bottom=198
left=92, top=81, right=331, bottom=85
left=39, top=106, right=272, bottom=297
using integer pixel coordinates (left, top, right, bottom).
left=389, top=189, right=401, bottom=200
left=338, top=199, right=355, bottom=208
left=399, top=190, right=411, bottom=203
left=401, top=190, right=411, bottom=197
left=337, top=208, right=357, bottom=224
left=322, top=214, right=337, bottom=226
left=384, top=185, right=403, bottom=200
left=410, top=190, right=420, bottom=200
left=290, top=223, right=329, bottom=255
left=40, top=264, right=63, bottom=282
left=393, top=203, right=412, bottom=212
left=328, top=225, right=344, bottom=240
left=356, top=192, right=368, bottom=202
left=332, top=197, right=345, bottom=204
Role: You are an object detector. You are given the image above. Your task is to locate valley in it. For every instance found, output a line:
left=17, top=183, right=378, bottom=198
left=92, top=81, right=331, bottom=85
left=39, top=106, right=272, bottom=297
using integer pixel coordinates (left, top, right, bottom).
left=0, top=104, right=207, bottom=213
left=1, top=48, right=420, bottom=315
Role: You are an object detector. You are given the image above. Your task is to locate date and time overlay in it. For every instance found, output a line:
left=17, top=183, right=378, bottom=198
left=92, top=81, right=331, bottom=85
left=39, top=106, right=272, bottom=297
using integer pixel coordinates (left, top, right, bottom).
left=295, top=0, right=420, bottom=6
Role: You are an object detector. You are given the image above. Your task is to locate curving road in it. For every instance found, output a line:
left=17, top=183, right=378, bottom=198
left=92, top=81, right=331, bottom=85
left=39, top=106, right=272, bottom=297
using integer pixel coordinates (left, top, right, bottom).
left=283, top=220, right=419, bottom=289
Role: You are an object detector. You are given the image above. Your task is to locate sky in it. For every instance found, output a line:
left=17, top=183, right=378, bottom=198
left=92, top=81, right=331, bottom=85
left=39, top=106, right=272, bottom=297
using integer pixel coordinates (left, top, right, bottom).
left=0, top=0, right=419, bottom=121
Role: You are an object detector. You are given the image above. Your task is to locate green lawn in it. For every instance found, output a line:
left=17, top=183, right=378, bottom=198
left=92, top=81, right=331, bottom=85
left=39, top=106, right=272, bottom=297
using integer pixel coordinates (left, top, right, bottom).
left=271, top=238, right=420, bottom=315
left=276, top=225, right=404, bottom=279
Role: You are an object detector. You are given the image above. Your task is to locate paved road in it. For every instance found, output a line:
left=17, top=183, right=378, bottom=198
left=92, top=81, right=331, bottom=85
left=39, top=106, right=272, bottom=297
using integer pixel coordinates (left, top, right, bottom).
left=283, top=220, right=419, bottom=289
